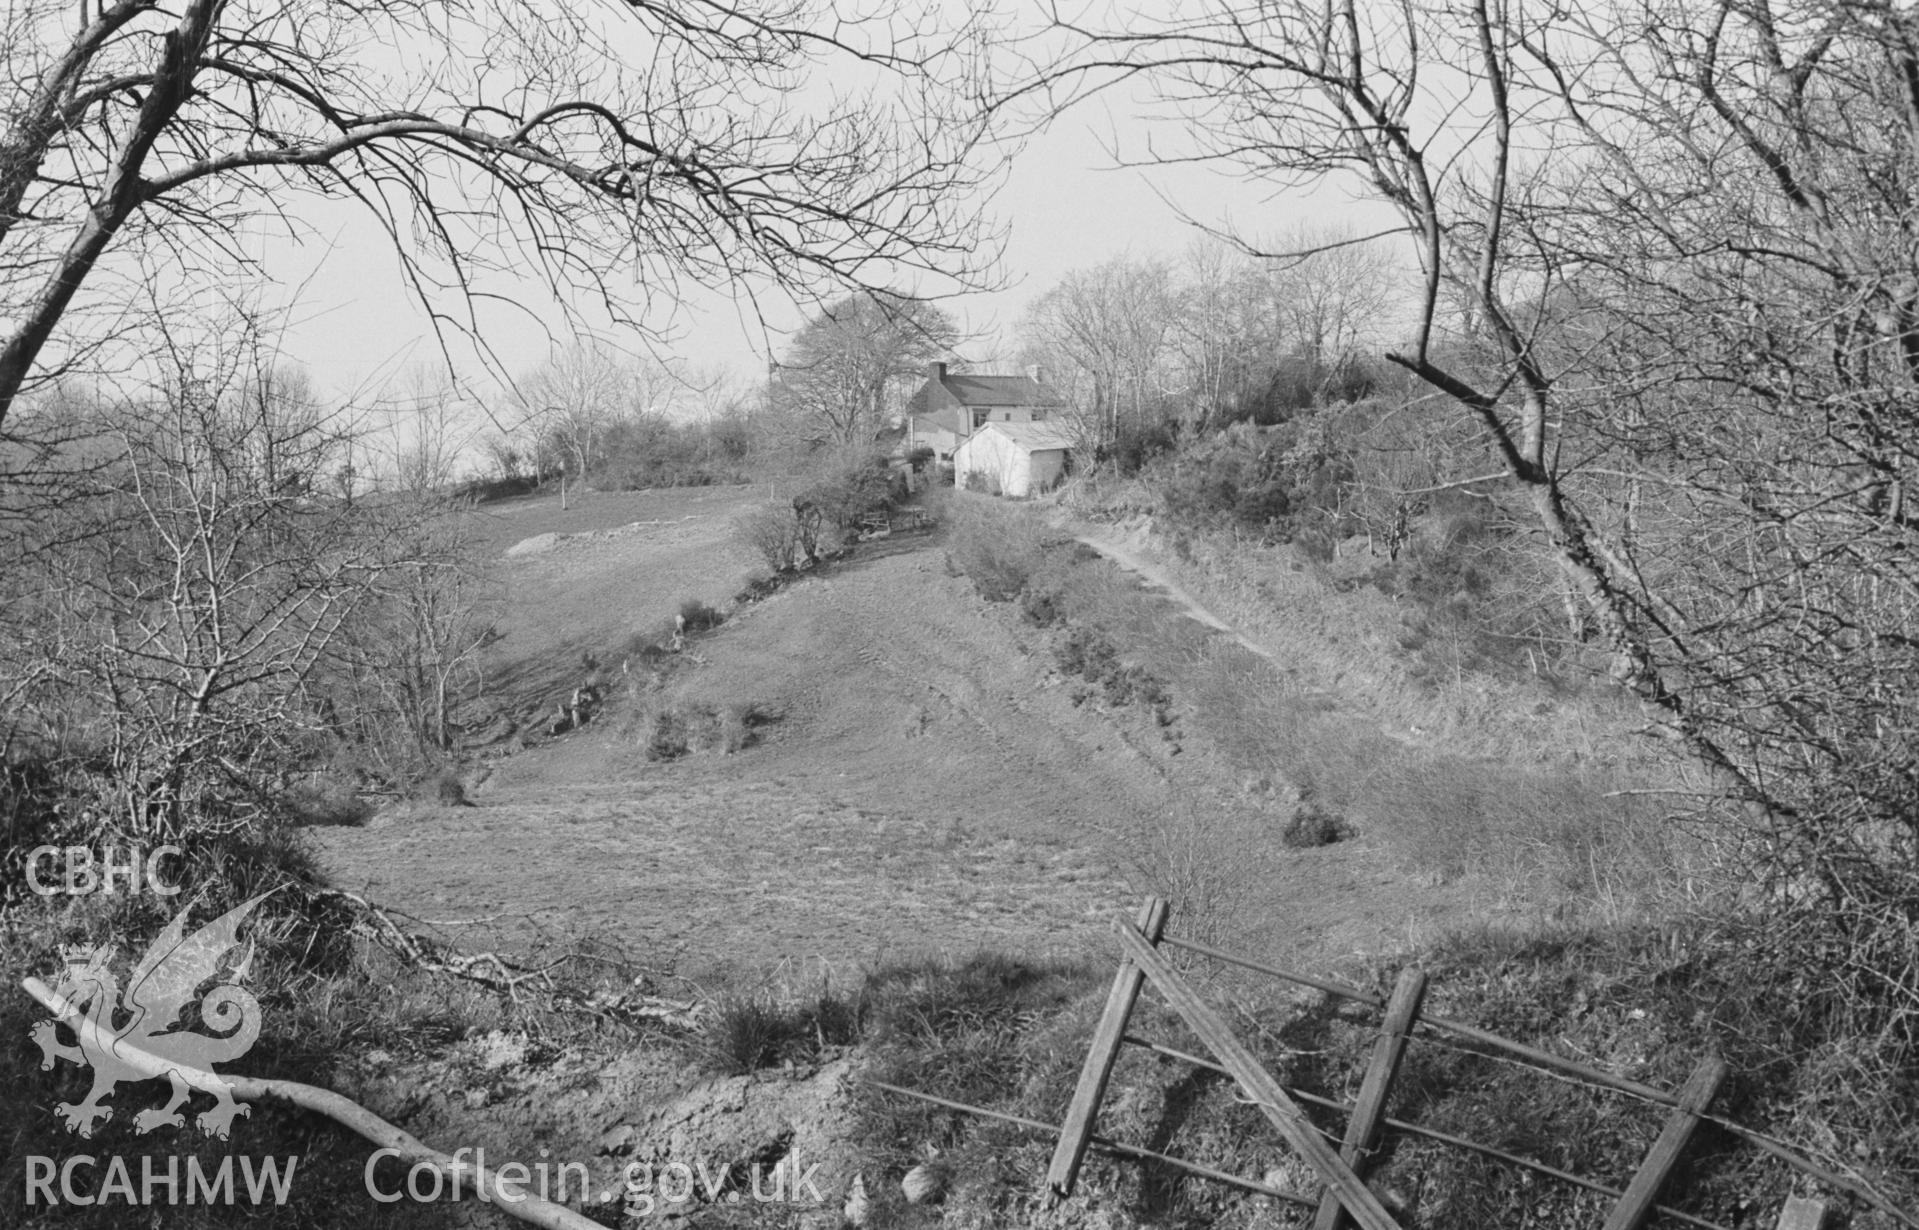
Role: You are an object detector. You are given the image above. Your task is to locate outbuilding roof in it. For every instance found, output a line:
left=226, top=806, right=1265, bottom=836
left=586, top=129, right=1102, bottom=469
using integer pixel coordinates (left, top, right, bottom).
left=961, top=421, right=1077, bottom=452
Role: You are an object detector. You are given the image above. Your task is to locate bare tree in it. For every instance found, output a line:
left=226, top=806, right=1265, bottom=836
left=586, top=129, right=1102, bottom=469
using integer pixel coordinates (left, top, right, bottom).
left=326, top=501, right=498, bottom=764
left=1020, top=255, right=1179, bottom=455
left=1165, top=237, right=1247, bottom=433
left=1165, top=228, right=1396, bottom=430
left=0, top=0, right=1002, bottom=434
left=505, top=340, right=673, bottom=496
left=385, top=367, right=478, bottom=496
left=1257, top=223, right=1397, bottom=381
left=27, top=323, right=375, bottom=835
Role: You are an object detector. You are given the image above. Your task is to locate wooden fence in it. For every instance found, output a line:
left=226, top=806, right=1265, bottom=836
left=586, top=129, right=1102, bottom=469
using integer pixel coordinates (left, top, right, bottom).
left=873, top=897, right=1915, bottom=1230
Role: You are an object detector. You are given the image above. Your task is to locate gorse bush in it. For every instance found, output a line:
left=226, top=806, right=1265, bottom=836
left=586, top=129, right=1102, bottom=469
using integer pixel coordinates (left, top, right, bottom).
left=940, top=494, right=1048, bottom=602
left=678, top=598, right=724, bottom=632
left=1017, top=584, right=1063, bottom=627
left=1055, top=624, right=1174, bottom=723
left=1150, top=418, right=1352, bottom=544
left=1181, top=638, right=1690, bottom=911
left=1282, top=800, right=1345, bottom=848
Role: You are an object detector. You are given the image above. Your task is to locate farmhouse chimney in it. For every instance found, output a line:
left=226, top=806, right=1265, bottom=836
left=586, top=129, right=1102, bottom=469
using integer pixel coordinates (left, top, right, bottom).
left=929, top=361, right=948, bottom=382
left=1028, top=363, right=1044, bottom=385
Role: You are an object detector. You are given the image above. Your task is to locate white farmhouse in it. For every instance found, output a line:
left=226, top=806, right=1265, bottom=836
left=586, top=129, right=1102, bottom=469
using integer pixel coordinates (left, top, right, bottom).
left=953, top=421, right=1077, bottom=498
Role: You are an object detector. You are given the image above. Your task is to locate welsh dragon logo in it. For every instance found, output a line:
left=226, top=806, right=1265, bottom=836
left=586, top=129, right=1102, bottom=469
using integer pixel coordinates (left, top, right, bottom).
left=29, top=891, right=274, bottom=1140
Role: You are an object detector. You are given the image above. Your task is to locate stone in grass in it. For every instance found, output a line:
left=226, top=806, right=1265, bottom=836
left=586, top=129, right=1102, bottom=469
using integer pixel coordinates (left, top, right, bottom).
left=901, top=1162, right=947, bottom=1205
left=843, top=1173, right=870, bottom=1226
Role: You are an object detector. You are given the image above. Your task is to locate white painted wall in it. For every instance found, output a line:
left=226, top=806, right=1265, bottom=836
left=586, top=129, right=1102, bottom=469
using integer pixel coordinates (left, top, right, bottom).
left=954, top=427, right=1069, bottom=498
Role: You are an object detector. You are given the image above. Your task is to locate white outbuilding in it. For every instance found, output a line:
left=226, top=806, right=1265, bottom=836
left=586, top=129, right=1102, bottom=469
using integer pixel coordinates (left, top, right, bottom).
left=953, top=421, right=1076, bottom=498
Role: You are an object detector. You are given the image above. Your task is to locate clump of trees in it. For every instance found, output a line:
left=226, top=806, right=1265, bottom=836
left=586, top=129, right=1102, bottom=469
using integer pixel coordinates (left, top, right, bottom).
left=489, top=341, right=759, bottom=494
left=1018, top=235, right=1396, bottom=465
left=733, top=452, right=905, bottom=573
left=1, top=318, right=494, bottom=840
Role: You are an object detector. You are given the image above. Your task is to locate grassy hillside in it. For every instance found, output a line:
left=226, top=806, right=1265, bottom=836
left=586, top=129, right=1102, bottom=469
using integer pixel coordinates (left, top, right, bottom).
left=5, top=485, right=1911, bottom=1229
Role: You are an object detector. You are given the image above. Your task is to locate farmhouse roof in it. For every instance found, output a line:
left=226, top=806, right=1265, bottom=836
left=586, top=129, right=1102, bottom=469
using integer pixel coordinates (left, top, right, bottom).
left=906, top=362, right=1065, bottom=416
left=940, top=373, right=1063, bottom=406
left=964, top=421, right=1077, bottom=452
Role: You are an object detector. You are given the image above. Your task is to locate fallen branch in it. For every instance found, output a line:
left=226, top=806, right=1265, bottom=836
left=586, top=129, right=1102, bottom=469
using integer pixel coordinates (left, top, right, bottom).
left=314, top=886, right=687, bottom=1021
left=22, top=976, right=606, bottom=1230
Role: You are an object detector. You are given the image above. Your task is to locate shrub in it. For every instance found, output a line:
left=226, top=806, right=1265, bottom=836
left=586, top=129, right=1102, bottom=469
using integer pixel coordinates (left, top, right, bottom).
left=620, top=632, right=674, bottom=669
left=638, top=704, right=701, bottom=760
left=1053, top=624, right=1175, bottom=722
left=794, top=452, right=904, bottom=532
left=1362, top=493, right=1568, bottom=680
left=281, top=773, right=373, bottom=826
left=1121, top=667, right=1174, bottom=725
left=425, top=768, right=470, bottom=806
left=1282, top=801, right=1346, bottom=848
left=1018, top=585, right=1063, bottom=627
left=1103, top=418, right=1177, bottom=475
left=1114, top=803, right=1281, bottom=949
left=734, top=572, right=784, bottom=603
left=791, top=498, right=825, bottom=562
left=1055, top=624, right=1120, bottom=680
left=942, top=498, right=1048, bottom=601
left=678, top=598, right=724, bottom=633
left=715, top=703, right=773, bottom=753
left=639, top=700, right=769, bottom=759
left=596, top=414, right=755, bottom=488
left=733, top=502, right=801, bottom=572
left=449, top=473, right=541, bottom=504
left=1151, top=417, right=1354, bottom=543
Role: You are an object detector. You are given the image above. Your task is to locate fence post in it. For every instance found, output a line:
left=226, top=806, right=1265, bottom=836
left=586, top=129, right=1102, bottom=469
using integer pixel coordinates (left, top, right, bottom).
left=1313, top=967, right=1427, bottom=1230
left=1600, top=1057, right=1729, bottom=1230
left=1044, top=896, right=1168, bottom=1202
left=1115, top=919, right=1405, bottom=1230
